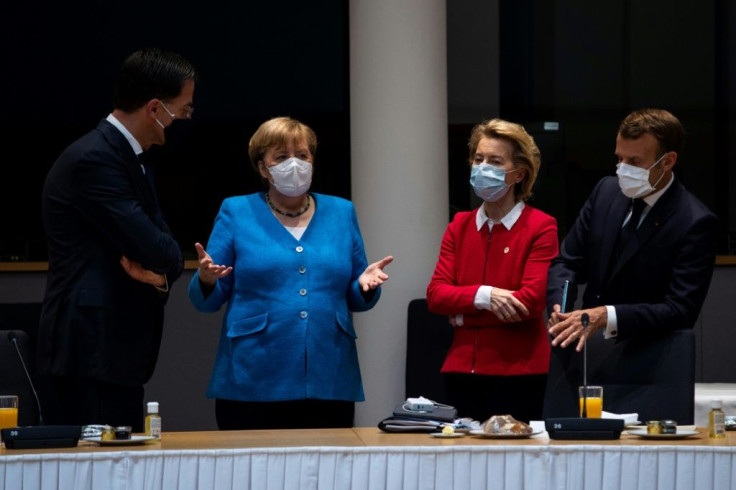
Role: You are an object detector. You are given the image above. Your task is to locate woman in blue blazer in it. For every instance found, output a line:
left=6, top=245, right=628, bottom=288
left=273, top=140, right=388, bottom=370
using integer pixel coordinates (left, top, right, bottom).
left=189, top=117, right=393, bottom=429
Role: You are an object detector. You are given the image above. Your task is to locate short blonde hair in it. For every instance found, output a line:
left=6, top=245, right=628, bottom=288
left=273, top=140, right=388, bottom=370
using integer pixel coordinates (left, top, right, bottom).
left=248, top=117, right=318, bottom=174
left=468, top=119, right=540, bottom=202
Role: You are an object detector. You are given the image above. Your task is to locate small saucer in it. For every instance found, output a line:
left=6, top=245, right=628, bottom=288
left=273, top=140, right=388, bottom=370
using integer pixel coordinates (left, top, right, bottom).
left=429, top=432, right=465, bottom=438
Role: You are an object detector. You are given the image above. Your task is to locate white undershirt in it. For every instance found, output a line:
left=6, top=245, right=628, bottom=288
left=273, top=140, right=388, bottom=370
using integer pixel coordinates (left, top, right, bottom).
left=284, top=226, right=306, bottom=240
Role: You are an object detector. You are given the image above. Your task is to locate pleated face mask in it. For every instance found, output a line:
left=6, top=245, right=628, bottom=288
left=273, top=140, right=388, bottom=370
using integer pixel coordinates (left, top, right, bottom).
left=268, top=157, right=313, bottom=197
left=616, top=153, right=666, bottom=199
left=470, top=163, right=517, bottom=202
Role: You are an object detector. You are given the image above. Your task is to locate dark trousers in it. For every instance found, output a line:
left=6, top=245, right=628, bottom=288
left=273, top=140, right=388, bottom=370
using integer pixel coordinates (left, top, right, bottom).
left=444, top=372, right=547, bottom=423
left=48, top=376, right=145, bottom=432
left=215, top=398, right=355, bottom=430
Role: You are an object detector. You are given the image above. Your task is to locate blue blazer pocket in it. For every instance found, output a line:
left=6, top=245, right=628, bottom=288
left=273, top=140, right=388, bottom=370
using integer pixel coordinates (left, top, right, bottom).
left=227, top=312, right=269, bottom=338
left=336, top=311, right=357, bottom=339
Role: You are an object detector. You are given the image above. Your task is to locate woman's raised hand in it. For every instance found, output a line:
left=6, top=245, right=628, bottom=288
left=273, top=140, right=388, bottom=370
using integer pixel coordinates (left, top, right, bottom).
left=359, top=256, right=394, bottom=292
left=195, top=242, right=233, bottom=286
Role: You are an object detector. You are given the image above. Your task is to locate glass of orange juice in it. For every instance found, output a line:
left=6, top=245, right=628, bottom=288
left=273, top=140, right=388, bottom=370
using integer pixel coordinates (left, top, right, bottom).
left=0, top=395, right=19, bottom=443
left=578, top=386, right=603, bottom=418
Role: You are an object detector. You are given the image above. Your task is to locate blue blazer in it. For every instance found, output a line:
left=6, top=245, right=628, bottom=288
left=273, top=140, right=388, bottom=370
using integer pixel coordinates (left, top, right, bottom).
left=189, top=193, right=381, bottom=402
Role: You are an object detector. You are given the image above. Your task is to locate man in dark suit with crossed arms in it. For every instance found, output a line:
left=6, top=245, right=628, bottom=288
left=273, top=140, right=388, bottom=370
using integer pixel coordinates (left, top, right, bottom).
left=545, top=108, right=718, bottom=417
left=38, top=49, right=197, bottom=431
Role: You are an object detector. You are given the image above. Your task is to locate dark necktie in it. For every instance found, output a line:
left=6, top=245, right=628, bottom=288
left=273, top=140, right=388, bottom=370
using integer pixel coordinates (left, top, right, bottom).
left=617, top=199, right=646, bottom=256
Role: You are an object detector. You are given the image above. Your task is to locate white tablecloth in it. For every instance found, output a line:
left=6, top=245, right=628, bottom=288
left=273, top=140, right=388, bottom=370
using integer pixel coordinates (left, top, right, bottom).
left=2, top=445, right=736, bottom=490
left=695, top=383, right=736, bottom=427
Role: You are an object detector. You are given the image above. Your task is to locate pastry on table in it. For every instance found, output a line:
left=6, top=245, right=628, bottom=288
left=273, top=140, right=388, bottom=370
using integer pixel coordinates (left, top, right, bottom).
left=441, top=425, right=455, bottom=435
left=482, top=415, right=532, bottom=435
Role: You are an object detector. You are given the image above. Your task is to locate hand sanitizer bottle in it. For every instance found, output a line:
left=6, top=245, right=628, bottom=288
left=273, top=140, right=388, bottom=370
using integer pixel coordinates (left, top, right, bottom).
left=145, top=401, right=162, bottom=439
left=708, top=398, right=726, bottom=439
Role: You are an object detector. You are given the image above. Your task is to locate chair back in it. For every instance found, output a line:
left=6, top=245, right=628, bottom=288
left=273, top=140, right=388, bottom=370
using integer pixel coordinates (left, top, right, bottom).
left=0, top=329, right=40, bottom=426
left=405, top=299, right=454, bottom=403
left=544, top=329, right=696, bottom=423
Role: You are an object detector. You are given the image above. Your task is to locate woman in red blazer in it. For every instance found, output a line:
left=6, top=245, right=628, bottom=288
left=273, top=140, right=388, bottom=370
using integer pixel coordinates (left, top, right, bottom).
left=427, top=119, right=558, bottom=423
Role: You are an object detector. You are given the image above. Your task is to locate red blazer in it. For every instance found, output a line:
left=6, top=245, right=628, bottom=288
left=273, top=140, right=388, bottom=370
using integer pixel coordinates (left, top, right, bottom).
left=426, top=205, right=558, bottom=376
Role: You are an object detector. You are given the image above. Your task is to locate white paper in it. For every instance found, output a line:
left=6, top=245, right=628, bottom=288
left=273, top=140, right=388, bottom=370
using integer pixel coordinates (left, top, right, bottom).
left=602, top=411, right=639, bottom=425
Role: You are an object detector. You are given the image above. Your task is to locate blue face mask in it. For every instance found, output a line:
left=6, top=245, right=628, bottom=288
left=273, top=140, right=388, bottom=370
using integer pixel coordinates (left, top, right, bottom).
left=470, top=163, right=515, bottom=202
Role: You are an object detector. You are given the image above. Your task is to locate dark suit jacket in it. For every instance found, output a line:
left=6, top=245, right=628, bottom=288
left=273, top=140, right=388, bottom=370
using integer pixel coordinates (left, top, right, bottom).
left=544, top=176, right=717, bottom=417
left=38, top=119, right=183, bottom=387
left=548, top=176, right=717, bottom=335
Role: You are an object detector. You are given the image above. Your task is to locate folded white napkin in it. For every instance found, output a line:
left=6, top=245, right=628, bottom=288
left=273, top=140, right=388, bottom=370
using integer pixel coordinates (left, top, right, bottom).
left=530, top=420, right=546, bottom=433
left=602, top=411, right=639, bottom=425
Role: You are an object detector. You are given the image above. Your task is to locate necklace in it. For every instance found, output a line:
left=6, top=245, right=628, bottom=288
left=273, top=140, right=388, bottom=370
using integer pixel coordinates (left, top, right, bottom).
left=266, top=192, right=311, bottom=218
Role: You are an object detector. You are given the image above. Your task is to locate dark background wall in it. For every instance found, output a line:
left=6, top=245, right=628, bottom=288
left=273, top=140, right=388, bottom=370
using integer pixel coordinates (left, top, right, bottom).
left=447, top=0, right=735, bottom=248
left=0, top=1, right=351, bottom=262
left=1, top=1, right=734, bottom=258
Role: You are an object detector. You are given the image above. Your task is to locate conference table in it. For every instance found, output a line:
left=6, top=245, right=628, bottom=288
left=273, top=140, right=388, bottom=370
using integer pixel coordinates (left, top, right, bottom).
left=2, top=427, right=736, bottom=490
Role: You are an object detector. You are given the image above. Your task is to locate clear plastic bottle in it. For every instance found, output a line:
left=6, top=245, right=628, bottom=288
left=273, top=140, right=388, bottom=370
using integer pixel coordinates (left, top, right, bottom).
left=145, top=401, right=162, bottom=439
left=708, top=398, right=726, bottom=439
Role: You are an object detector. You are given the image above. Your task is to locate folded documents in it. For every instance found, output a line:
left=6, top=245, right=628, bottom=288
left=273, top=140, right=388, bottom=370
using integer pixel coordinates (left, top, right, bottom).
left=378, top=417, right=444, bottom=432
left=602, top=411, right=639, bottom=425
left=392, top=403, right=457, bottom=422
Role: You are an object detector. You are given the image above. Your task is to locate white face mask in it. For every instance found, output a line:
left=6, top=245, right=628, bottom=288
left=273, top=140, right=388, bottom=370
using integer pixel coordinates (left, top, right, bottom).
left=470, top=163, right=516, bottom=202
left=267, top=157, right=313, bottom=197
left=616, top=153, right=666, bottom=199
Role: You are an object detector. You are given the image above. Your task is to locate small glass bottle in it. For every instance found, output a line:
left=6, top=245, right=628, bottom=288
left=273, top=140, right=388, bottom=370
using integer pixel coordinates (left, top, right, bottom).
left=145, top=401, right=162, bottom=439
left=708, top=398, right=726, bottom=439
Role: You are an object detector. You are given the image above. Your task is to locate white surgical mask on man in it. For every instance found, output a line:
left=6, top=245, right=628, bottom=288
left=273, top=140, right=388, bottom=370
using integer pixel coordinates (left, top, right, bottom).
left=268, top=157, right=313, bottom=197
left=470, top=163, right=518, bottom=202
left=616, top=153, right=666, bottom=199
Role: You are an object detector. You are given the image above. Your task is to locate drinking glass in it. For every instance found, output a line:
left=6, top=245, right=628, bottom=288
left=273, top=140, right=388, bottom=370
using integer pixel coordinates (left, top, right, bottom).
left=0, top=395, right=19, bottom=442
left=578, top=386, right=603, bottom=418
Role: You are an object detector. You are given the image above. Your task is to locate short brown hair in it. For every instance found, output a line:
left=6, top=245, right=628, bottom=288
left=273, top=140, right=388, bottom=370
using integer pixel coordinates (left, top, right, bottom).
left=248, top=117, right=318, bottom=174
left=468, top=119, right=541, bottom=202
left=618, top=108, right=684, bottom=156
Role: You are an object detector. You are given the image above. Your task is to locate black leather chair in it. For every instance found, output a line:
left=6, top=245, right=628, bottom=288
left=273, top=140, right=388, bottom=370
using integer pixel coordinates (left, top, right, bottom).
left=543, top=329, right=696, bottom=424
left=405, top=299, right=454, bottom=404
left=0, top=329, right=40, bottom=426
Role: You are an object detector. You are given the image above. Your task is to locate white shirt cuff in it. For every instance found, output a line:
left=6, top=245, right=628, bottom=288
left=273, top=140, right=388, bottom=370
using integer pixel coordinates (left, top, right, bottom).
left=603, top=305, right=618, bottom=339
left=455, top=314, right=464, bottom=327
left=474, top=285, right=493, bottom=310
left=155, top=275, right=169, bottom=293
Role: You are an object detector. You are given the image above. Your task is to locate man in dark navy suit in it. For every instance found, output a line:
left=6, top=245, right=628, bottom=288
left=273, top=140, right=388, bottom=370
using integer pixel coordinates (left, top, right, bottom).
left=544, top=108, right=718, bottom=418
left=38, top=49, right=197, bottom=431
